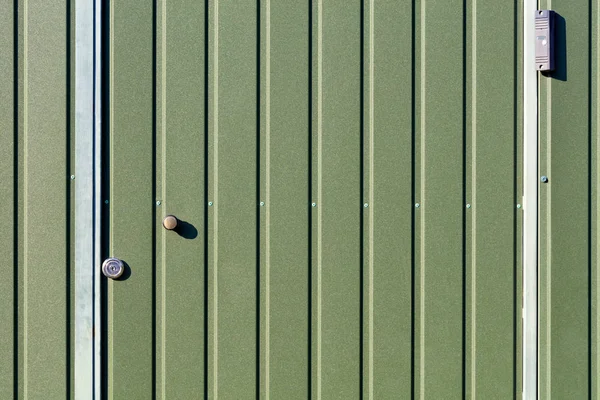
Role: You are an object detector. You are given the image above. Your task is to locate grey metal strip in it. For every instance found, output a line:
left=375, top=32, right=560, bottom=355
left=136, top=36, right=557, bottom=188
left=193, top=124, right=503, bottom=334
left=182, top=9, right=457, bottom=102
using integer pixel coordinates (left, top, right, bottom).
left=522, top=1, right=539, bottom=399
left=74, top=0, right=98, bottom=398
left=93, top=0, right=103, bottom=397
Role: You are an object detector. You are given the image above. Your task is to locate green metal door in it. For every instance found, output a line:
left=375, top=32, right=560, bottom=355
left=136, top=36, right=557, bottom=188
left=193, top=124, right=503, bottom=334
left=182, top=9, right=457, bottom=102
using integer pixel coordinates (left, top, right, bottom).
left=105, top=0, right=522, bottom=398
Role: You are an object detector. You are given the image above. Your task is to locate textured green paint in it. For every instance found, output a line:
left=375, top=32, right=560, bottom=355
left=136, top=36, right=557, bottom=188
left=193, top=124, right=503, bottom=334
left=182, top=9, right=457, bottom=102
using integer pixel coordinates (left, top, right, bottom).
left=594, top=4, right=600, bottom=397
left=108, top=1, right=208, bottom=398
left=465, top=1, right=520, bottom=398
left=412, top=1, right=522, bottom=398
left=316, top=1, right=362, bottom=398
left=259, top=1, right=310, bottom=398
left=103, top=1, right=523, bottom=398
left=418, top=1, right=464, bottom=397
left=364, top=0, right=413, bottom=397
left=0, top=1, right=16, bottom=397
left=209, top=0, right=258, bottom=397
left=22, top=0, right=72, bottom=398
left=155, top=0, right=206, bottom=398
left=538, top=1, right=598, bottom=398
left=0, top=0, right=74, bottom=398
left=0, top=1, right=528, bottom=397
left=108, top=0, right=154, bottom=398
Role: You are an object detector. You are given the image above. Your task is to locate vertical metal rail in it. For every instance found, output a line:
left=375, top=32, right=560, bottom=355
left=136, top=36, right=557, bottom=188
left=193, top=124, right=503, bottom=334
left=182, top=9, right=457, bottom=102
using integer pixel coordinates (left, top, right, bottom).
left=74, top=0, right=100, bottom=397
left=522, top=1, right=539, bottom=399
left=93, top=0, right=102, bottom=397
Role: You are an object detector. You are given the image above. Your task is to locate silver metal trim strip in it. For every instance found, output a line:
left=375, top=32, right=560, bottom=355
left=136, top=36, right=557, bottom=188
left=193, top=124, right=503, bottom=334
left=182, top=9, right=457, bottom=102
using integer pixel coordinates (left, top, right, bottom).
left=74, top=0, right=99, bottom=397
left=93, top=0, right=102, bottom=397
left=523, top=1, right=539, bottom=399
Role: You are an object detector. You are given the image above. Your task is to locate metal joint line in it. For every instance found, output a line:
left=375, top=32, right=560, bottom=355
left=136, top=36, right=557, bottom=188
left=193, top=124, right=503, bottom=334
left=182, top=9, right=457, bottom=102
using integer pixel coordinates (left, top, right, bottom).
left=523, top=0, right=539, bottom=398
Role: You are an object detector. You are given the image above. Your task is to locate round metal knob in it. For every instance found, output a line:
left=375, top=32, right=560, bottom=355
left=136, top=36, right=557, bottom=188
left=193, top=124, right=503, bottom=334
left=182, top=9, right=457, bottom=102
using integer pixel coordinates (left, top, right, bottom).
left=162, top=215, right=178, bottom=230
left=102, top=258, right=125, bottom=279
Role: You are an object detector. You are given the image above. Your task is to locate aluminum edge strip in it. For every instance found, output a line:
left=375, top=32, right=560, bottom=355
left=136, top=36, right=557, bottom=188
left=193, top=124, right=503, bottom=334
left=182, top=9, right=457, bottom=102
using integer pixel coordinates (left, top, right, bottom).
left=74, top=0, right=97, bottom=398
left=522, top=1, right=539, bottom=399
left=93, top=0, right=102, bottom=397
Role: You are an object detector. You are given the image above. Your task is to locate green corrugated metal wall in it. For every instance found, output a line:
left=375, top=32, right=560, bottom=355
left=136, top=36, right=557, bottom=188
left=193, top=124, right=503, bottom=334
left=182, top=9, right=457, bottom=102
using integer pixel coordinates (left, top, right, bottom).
left=538, top=1, right=600, bottom=398
left=0, top=0, right=75, bottom=399
left=10, top=0, right=600, bottom=399
left=106, top=0, right=522, bottom=398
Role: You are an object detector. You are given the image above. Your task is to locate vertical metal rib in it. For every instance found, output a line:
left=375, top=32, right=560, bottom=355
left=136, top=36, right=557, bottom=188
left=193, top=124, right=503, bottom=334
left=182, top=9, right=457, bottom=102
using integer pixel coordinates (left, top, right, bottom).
left=22, top=0, right=29, bottom=396
left=470, top=0, right=477, bottom=396
left=159, top=0, right=167, bottom=397
left=93, top=0, right=103, bottom=396
left=107, top=0, right=115, bottom=396
left=212, top=0, right=219, bottom=397
left=522, top=0, right=539, bottom=398
left=419, top=1, right=426, bottom=397
left=264, top=0, right=271, bottom=396
left=595, top=3, right=600, bottom=394
left=367, top=0, right=375, bottom=397
left=316, top=0, right=323, bottom=397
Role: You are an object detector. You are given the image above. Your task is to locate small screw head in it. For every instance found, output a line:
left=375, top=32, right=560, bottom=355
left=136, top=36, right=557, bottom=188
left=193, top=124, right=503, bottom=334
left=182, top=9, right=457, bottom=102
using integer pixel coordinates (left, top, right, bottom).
left=208, top=201, right=213, bottom=206
left=260, top=202, right=265, bottom=207
left=517, top=204, right=522, bottom=209
left=466, top=204, right=471, bottom=209
left=415, top=203, right=420, bottom=208
left=156, top=201, right=161, bottom=206
left=312, top=203, right=317, bottom=207
left=540, top=176, right=548, bottom=183
left=363, top=203, right=369, bottom=208
left=70, top=175, right=75, bottom=180
left=104, top=200, right=109, bottom=204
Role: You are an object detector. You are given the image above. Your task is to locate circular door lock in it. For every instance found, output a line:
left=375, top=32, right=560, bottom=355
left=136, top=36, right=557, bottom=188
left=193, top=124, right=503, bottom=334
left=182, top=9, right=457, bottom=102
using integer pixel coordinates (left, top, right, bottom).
left=102, top=258, right=125, bottom=279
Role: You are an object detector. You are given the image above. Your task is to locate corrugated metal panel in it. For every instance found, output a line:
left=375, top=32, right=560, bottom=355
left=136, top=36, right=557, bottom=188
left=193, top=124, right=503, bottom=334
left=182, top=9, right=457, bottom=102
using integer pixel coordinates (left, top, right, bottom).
left=538, top=1, right=599, bottom=398
left=106, top=0, right=155, bottom=398
left=260, top=2, right=310, bottom=399
left=0, top=0, right=74, bottom=398
left=415, top=1, right=522, bottom=397
left=107, top=1, right=522, bottom=398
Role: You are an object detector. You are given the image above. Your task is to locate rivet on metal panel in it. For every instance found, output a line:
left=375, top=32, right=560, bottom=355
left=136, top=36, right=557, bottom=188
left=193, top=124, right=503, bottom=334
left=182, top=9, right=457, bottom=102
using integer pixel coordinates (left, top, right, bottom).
left=208, top=202, right=213, bottom=206
left=156, top=200, right=161, bottom=206
left=466, top=204, right=471, bottom=209
left=540, top=175, right=548, bottom=183
left=415, top=203, right=420, bottom=208
left=260, top=202, right=265, bottom=207
left=517, top=204, right=522, bottom=209
left=363, top=203, right=369, bottom=208
left=312, top=203, right=317, bottom=207
left=70, top=175, right=75, bottom=180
